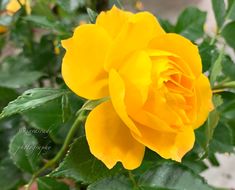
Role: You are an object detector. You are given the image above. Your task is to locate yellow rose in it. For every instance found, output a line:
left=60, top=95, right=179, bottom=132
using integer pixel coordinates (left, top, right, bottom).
left=6, top=0, right=31, bottom=15
left=61, top=6, right=213, bottom=170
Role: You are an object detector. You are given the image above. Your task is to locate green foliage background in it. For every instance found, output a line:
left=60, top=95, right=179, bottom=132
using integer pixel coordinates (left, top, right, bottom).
left=0, top=0, right=235, bottom=189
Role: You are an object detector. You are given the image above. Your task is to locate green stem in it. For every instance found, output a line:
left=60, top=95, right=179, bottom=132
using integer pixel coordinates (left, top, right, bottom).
left=16, top=0, right=24, bottom=7
left=25, top=113, right=86, bottom=190
left=16, top=0, right=27, bottom=15
left=213, top=81, right=235, bottom=91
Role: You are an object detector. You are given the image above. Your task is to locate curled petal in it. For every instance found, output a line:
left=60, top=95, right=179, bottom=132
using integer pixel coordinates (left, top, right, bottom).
left=132, top=124, right=195, bottom=161
left=105, top=11, right=165, bottom=70
left=96, top=6, right=133, bottom=38
left=85, top=101, right=145, bottom=169
left=62, top=24, right=111, bottom=100
left=109, top=69, right=141, bottom=136
left=119, top=51, right=152, bottom=113
left=193, top=74, right=213, bottom=128
left=149, top=33, right=202, bottom=77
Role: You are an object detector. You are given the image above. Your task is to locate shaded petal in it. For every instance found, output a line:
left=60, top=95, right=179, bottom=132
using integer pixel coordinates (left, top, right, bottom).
left=149, top=33, right=202, bottom=77
left=131, top=110, right=177, bottom=132
left=172, top=127, right=195, bottom=161
left=119, top=51, right=152, bottom=113
left=132, top=123, right=195, bottom=161
left=147, top=49, right=194, bottom=80
left=85, top=101, right=145, bottom=169
left=109, top=69, right=141, bottom=136
left=193, top=74, right=213, bottom=128
left=143, top=87, right=184, bottom=126
left=105, top=11, right=165, bottom=70
left=96, top=6, right=133, bottom=38
left=62, top=24, right=111, bottom=100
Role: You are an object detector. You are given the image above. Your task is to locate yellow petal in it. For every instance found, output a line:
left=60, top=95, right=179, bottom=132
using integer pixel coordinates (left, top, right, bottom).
left=104, top=11, right=165, bottom=70
left=149, top=33, right=202, bottom=77
left=132, top=123, right=195, bottom=161
left=109, top=69, right=141, bottom=136
left=147, top=49, right=194, bottom=80
left=172, top=127, right=195, bottom=161
left=143, top=88, right=184, bottom=126
left=85, top=101, right=145, bottom=169
left=62, top=24, right=112, bottom=100
left=96, top=6, right=133, bottom=38
left=131, top=110, right=177, bottom=132
left=193, top=74, right=213, bottom=128
left=119, top=51, right=152, bottom=113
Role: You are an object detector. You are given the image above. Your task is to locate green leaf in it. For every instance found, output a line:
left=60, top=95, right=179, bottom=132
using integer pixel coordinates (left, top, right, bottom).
left=219, top=92, right=235, bottom=146
left=175, top=7, right=206, bottom=41
left=221, top=55, right=235, bottom=81
left=132, top=151, right=163, bottom=177
left=0, top=71, right=43, bottom=89
left=208, top=153, right=220, bottom=166
left=87, top=175, right=133, bottom=190
left=87, top=8, right=98, bottom=23
left=24, top=15, right=55, bottom=29
left=50, top=136, right=123, bottom=184
left=138, top=163, right=213, bottom=190
left=182, top=159, right=208, bottom=174
left=205, top=95, right=223, bottom=148
left=57, top=0, right=85, bottom=12
left=9, top=128, right=41, bottom=173
left=0, top=158, right=22, bottom=190
left=23, top=98, right=71, bottom=144
left=0, top=56, right=43, bottom=88
left=209, top=122, right=234, bottom=153
left=23, top=93, right=83, bottom=143
left=210, top=48, right=224, bottom=86
left=0, top=88, right=70, bottom=119
left=30, top=34, right=57, bottom=71
left=212, top=0, right=226, bottom=28
left=108, top=0, right=122, bottom=9
left=159, top=18, right=175, bottom=33
left=182, top=151, right=208, bottom=174
left=220, top=92, right=235, bottom=128
left=141, top=188, right=172, bottom=190
left=227, top=0, right=235, bottom=20
left=24, top=15, right=66, bottom=34
left=0, top=87, right=18, bottom=111
left=195, top=95, right=223, bottom=158
left=32, top=0, right=57, bottom=21
left=37, top=177, right=69, bottom=190
left=199, top=40, right=216, bottom=72
left=222, top=21, right=235, bottom=49
left=0, top=116, right=21, bottom=160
